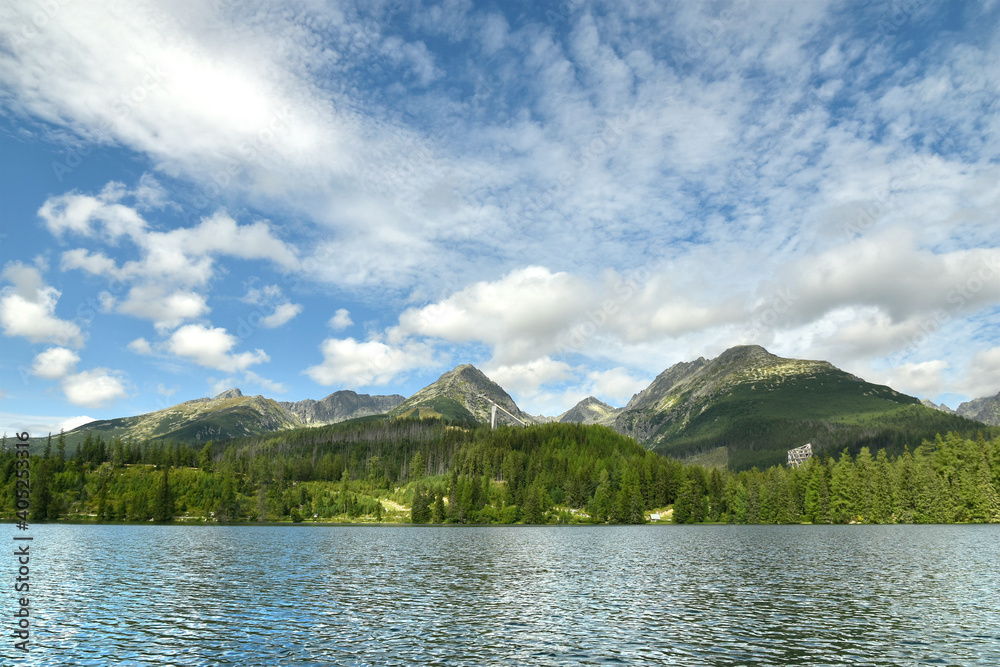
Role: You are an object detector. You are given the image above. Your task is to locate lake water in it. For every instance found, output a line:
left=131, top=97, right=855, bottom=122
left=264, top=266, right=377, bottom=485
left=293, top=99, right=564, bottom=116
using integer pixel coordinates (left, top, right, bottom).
left=10, top=524, right=1000, bottom=665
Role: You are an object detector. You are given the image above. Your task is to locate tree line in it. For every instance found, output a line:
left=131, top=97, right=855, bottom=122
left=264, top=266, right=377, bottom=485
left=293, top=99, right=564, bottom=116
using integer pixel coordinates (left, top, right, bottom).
left=1, top=420, right=997, bottom=525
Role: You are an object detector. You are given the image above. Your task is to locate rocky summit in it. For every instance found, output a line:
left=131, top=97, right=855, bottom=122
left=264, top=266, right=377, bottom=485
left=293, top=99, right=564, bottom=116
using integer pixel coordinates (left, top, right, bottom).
left=390, top=364, right=532, bottom=426
left=558, top=397, right=621, bottom=426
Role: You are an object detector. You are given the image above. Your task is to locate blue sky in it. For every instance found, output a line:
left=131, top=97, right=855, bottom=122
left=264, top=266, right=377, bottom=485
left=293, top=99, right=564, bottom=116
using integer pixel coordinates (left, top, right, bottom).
left=1, top=0, right=998, bottom=434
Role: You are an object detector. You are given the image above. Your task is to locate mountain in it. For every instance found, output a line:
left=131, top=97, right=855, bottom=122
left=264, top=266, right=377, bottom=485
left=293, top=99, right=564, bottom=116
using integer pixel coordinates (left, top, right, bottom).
left=279, top=391, right=405, bottom=425
left=956, top=391, right=1000, bottom=426
left=559, top=396, right=622, bottom=426
left=389, top=364, right=533, bottom=426
left=921, top=398, right=956, bottom=414
left=46, top=388, right=302, bottom=451
left=613, top=345, right=987, bottom=469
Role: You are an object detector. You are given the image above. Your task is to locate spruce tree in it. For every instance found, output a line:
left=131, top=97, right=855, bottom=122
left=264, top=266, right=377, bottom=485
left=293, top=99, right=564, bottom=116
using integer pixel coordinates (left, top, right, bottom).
left=153, top=467, right=174, bottom=522
left=411, top=485, right=431, bottom=523
left=432, top=491, right=446, bottom=523
left=410, top=450, right=426, bottom=481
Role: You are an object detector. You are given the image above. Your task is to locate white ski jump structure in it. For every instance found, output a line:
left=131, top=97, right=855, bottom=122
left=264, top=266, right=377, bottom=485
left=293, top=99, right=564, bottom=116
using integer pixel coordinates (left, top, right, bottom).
left=479, top=395, right=529, bottom=429
left=787, top=442, right=813, bottom=467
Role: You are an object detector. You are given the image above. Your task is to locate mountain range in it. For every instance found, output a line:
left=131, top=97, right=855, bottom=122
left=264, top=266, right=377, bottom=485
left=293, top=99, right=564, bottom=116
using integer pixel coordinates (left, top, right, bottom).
left=924, top=392, right=1000, bottom=425
left=35, top=345, right=998, bottom=469
left=40, top=387, right=405, bottom=451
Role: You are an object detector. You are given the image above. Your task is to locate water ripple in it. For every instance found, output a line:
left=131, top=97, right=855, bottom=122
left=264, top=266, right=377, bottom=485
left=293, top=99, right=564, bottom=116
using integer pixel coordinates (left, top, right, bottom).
left=18, top=524, right=1000, bottom=665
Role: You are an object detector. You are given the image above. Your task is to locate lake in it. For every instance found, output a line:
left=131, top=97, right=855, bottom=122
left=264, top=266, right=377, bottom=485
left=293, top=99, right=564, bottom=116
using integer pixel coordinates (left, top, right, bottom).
left=11, top=524, right=1000, bottom=665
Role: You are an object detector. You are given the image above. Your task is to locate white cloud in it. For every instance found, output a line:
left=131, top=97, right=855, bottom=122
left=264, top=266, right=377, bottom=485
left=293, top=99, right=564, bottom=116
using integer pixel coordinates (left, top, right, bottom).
left=241, top=284, right=283, bottom=305
left=61, top=369, right=129, bottom=408
left=484, top=357, right=575, bottom=397
left=2, top=1, right=998, bottom=410
left=305, top=337, right=434, bottom=387
left=879, top=360, right=951, bottom=399
left=39, top=185, right=147, bottom=240
left=0, top=262, right=84, bottom=347
left=156, top=210, right=298, bottom=271
left=128, top=337, right=154, bottom=354
left=398, top=266, right=594, bottom=364
left=118, top=285, right=210, bottom=332
left=583, top=367, right=651, bottom=406
left=165, top=324, right=268, bottom=373
left=31, top=347, right=80, bottom=379
left=45, top=185, right=299, bottom=332
left=328, top=308, right=353, bottom=330
left=958, top=347, right=1000, bottom=399
left=241, top=284, right=301, bottom=328
left=0, top=412, right=95, bottom=436
left=260, top=302, right=302, bottom=328
left=243, top=370, right=287, bottom=394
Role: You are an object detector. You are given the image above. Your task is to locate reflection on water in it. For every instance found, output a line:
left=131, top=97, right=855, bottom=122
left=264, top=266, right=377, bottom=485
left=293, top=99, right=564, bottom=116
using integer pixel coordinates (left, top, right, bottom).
left=22, top=524, right=1000, bottom=665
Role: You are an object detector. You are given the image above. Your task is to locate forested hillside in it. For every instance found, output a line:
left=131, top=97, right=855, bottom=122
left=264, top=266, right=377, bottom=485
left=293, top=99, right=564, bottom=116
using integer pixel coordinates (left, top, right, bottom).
left=2, top=420, right=998, bottom=525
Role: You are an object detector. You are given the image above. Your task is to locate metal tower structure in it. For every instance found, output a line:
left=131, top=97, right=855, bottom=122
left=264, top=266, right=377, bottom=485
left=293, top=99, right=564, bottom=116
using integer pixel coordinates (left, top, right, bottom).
left=787, top=442, right=813, bottom=467
left=479, top=395, right=528, bottom=429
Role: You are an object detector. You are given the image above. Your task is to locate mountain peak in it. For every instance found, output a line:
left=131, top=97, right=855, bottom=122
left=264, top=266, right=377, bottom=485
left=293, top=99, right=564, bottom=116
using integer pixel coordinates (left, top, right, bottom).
left=559, top=396, right=621, bottom=426
left=714, top=344, right=777, bottom=364
left=956, top=390, right=1000, bottom=426
left=390, top=363, right=531, bottom=425
left=213, top=388, right=244, bottom=399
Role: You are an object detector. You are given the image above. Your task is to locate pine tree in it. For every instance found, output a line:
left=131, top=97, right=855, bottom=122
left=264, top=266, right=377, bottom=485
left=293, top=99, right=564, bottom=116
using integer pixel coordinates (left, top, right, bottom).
left=872, top=449, right=893, bottom=522
left=410, top=485, right=431, bottom=523
left=830, top=449, right=857, bottom=523
left=410, top=450, right=426, bottom=481
left=153, top=467, right=174, bottom=522
left=854, top=447, right=876, bottom=522
left=217, top=475, right=238, bottom=522
left=199, top=442, right=214, bottom=472
left=432, top=491, right=446, bottom=523
left=589, top=469, right=612, bottom=523
left=673, top=479, right=695, bottom=524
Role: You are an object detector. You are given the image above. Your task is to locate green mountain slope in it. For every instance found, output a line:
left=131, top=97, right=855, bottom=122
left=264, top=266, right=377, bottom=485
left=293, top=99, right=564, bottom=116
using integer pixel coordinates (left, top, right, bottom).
left=38, top=388, right=303, bottom=452
left=558, top=397, right=622, bottom=426
left=614, top=345, right=991, bottom=469
left=389, top=364, right=533, bottom=426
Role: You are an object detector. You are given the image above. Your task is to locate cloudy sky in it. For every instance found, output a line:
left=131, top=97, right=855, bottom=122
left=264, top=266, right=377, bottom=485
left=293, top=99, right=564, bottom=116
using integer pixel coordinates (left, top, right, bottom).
left=1, top=0, right=998, bottom=434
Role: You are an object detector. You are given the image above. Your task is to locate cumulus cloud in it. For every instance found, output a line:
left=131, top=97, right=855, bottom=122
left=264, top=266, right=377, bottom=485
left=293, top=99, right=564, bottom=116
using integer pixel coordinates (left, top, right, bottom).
left=165, top=324, right=268, bottom=372
left=582, top=367, right=651, bottom=406
left=305, top=337, right=434, bottom=387
left=45, top=184, right=299, bottom=331
left=0, top=412, right=95, bottom=435
left=61, top=369, right=129, bottom=408
left=3, top=1, right=998, bottom=407
left=328, top=308, right=353, bottom=330
left=39, top=184, right=147, bottom=240
left=243, top=370, right=287, bottom=394
left=398, top=266, right=594, bottom=364
left=118, top=285, right=210, bottom=332
left=877, top=360, right=951, bottom=401
left=0, top=263, right=84, bottom=347
left=484, top=357, right=575, bottom=397
left=260, top=302, right=303, bottom=328
left=127, top=338, right=154, bottom=355
left=241, top=284, right=302, bottom=329
left=32, top=347, right=81, bottom=379
left=958, top=347, right=1000, bottom=399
